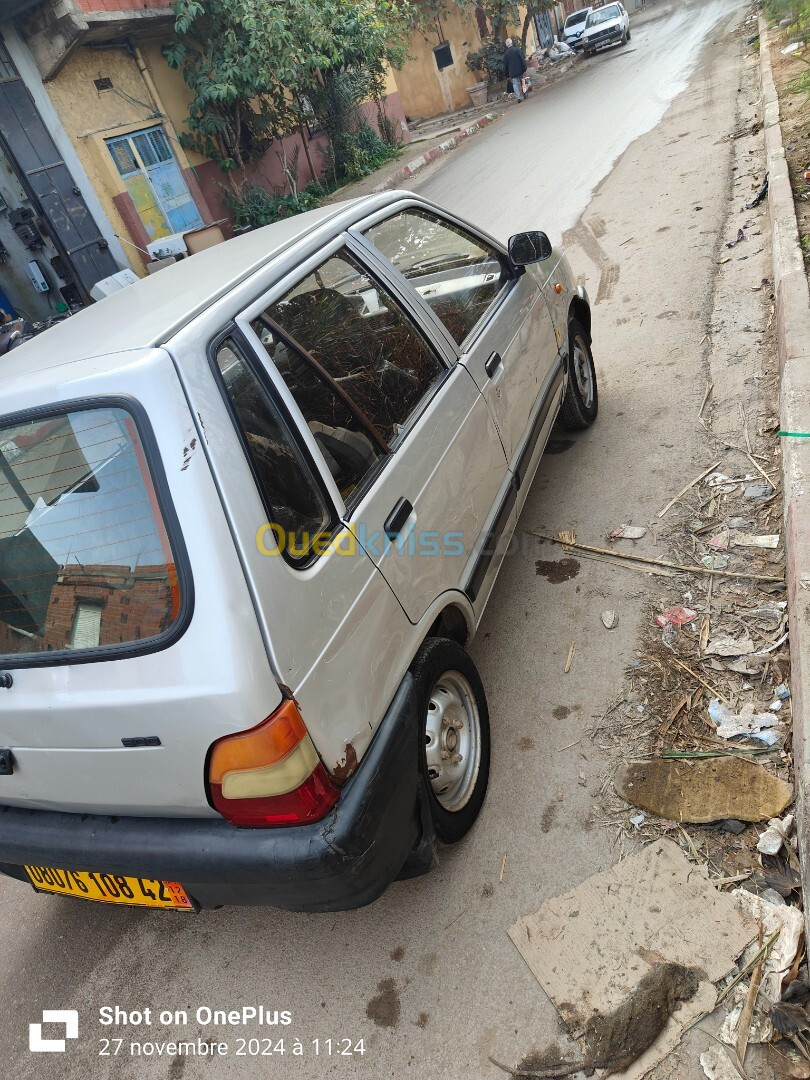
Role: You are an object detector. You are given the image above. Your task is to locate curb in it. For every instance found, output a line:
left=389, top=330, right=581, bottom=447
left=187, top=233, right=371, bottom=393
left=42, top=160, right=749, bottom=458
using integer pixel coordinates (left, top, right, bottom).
left=758, top=17, right=810, bottom=911
left=373, top=112, right=499, bottom=192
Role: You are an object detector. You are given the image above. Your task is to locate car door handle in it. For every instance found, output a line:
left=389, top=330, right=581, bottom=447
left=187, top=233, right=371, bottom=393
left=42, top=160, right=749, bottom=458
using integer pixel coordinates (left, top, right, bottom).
left=384, top=498, right=414, bottom=540
left=485, top=351, right=502, bottom=378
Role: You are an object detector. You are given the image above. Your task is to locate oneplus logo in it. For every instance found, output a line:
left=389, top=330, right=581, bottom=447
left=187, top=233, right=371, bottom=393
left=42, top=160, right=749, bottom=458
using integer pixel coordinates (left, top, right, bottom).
left=29, top=1010, right=78, bottom=1052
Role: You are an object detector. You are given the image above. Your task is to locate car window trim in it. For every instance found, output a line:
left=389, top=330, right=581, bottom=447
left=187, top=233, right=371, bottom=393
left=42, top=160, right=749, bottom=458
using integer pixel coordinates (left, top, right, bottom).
left=208, top=327, right=342, bottom=570
left=0, top=394, right=194, bottom=669
left=348, top=201, right=519, bottom=356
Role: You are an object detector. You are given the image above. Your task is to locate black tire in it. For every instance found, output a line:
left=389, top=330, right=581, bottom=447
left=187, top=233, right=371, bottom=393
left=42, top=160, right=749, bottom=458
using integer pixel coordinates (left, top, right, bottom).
left=584, top=48, right=592, bottom=57
left=560, top=317, right=598, bottom=430
left=410, top=638, right=490, bottom=844
left=627, top=27, right=631, bottom=40
left=621, top=29, right=628, bottom=44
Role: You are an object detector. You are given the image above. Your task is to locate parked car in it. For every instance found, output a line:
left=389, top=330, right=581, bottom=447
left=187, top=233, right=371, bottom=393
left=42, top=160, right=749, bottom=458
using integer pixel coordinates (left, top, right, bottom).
left=0, top=191, right=596, bottom=912
left=582, top=2, right=631, bottom=56
left=561, top=6, right=593, bottom=51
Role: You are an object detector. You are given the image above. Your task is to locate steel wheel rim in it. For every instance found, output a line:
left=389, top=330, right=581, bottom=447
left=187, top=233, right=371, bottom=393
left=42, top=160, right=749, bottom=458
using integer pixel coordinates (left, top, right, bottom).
left=424, top=670, right=481, bottom=812
left=573, top=337, right=594, bottom=409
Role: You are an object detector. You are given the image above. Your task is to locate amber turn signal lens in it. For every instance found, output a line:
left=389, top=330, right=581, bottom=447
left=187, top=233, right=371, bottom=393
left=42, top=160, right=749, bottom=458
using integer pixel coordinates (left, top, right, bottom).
left=555, top=283, right=563, bottom=294
left=209, top=699, right=307, bottom=785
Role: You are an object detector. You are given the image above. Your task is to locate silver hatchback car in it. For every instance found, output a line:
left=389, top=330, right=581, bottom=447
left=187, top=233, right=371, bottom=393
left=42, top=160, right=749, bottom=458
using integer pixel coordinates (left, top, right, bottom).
left=0, top=191, right=596, bottom=911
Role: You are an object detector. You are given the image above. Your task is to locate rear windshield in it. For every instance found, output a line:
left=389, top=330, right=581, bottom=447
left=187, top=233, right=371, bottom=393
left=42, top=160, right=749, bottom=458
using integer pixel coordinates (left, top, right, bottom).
left=0, top=405, right=181, bottom=660
left=566, top=10, right=589, bottom=26
left=587, top=4, right=620, bottom=24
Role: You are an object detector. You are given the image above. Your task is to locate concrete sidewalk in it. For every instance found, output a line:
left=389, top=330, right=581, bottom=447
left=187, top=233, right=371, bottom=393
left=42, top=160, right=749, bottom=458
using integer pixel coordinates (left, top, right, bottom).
left=759, top=16, right=810, bottom=930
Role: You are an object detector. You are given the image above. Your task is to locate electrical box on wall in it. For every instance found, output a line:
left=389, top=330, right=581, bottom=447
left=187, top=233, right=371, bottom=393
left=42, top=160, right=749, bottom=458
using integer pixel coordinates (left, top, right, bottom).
left=26, top=260, right=49, bottom=293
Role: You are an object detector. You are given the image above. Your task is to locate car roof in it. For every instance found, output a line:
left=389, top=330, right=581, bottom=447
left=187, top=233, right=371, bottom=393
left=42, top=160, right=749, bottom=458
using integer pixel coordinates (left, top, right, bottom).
left=0, top=191, right=412, bottom=387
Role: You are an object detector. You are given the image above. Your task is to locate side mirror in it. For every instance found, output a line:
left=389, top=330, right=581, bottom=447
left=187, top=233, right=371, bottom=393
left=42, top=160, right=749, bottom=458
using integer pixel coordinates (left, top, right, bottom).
left=508, top=231, right=553, bottom=266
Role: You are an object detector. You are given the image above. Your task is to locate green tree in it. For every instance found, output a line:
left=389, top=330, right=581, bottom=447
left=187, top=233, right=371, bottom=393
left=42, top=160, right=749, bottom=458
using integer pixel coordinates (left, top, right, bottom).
left=164, top=0, right=411, bottom=192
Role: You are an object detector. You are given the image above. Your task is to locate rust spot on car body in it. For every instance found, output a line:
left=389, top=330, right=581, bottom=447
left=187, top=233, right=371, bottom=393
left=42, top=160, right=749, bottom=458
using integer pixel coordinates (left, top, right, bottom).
left=333, top=742, right=358, bottom=783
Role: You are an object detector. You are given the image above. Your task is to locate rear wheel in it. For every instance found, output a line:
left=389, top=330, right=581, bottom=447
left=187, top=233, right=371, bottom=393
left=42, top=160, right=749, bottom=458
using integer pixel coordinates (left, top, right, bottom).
left=411, top=638, right=490, bottom=844
left=560, top=317, right=598, bottom=430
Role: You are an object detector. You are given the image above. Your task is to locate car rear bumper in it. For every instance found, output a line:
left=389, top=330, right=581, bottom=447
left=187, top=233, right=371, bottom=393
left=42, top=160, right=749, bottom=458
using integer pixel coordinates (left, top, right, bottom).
left=0, top=674, right=436, bottom=912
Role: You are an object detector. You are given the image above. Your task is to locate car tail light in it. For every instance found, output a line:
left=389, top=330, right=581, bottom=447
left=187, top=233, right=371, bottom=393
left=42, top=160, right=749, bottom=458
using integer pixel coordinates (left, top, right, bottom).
left=208, top=699, right=339, bottom=827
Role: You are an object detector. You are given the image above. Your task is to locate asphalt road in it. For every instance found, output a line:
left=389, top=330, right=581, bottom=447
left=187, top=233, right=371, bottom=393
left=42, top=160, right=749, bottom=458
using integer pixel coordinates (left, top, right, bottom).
left=0, top=2, right=755, bottom=1078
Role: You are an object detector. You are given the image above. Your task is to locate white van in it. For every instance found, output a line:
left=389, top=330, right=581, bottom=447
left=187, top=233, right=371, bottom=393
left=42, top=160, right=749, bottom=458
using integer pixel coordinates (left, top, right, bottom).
left=0, top=192, right=596, bottom=911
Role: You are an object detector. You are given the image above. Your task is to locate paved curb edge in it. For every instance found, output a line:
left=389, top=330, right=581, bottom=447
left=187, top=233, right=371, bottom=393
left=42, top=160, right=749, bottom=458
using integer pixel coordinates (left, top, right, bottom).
left=758, top=16, right=810, bottom=914
left=373, top=112, right=499, bottom=192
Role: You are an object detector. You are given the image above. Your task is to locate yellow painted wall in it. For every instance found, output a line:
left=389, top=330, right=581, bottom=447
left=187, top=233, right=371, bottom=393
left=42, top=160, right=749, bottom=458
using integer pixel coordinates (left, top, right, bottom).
left=43, top=44, right=201, bottom=274
left=394, top=4, right=539, bottom=121
left=139, top=38, right=207, bottom=168
left=395, top=6, right=483, bottom=121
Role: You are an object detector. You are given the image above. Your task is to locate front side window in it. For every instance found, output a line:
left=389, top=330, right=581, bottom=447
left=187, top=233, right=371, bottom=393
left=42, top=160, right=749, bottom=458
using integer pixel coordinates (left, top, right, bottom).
left=254, top=247, right=446, bottom=506
left=215, top=339, right=332, bottom=562
left=0, top=406, right=182, bottom=660
left=365, top=209, right=510, bottom=346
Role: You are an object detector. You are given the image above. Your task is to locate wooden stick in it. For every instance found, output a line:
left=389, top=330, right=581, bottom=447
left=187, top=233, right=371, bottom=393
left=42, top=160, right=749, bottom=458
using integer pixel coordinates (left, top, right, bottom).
left=669, top=656, right=731, bottom=705
left=699, top=381, right=713, bottom=417
left=499, top=854, right=507, bottom=883
left=564, top=641, right=577, bottom=673
left=736, top=920, right=765, bottom=1068
left=744, top=450, right=775, bottom=486
left=530, top=532, right=785, bottom=584
left=657, top=461, right=722, bottom=517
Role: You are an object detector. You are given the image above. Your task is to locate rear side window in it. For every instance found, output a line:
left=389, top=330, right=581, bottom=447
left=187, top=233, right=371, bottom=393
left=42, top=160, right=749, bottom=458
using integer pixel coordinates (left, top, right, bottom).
left=215, top=338, right=333, bottom=562
left=0, top=405, right=182, bottom=661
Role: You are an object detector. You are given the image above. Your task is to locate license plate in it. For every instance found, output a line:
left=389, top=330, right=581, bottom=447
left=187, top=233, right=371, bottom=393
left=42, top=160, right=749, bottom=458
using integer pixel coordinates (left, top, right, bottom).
left=25, top=865, right=194, bottom=910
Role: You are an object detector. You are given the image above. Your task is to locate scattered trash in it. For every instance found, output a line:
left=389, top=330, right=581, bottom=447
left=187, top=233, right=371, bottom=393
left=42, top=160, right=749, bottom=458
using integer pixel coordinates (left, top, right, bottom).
left=507, top=840, right=754, bottom=1080
left=601, top=610, right=619, bottom=629
left=756, top=814, right=794, bottom=857
left=630, top=812, right=645, bottom=828
left=782, top=41, right=801, bottom=54
left=776, top=683, right=791, bottom=700
left=657, top=461, right=722, bottom=518
left=745, top=173, right=769, bottom=210
left=744, top=482, right=774, bottom=498
left=707, top=698, right=782, bottom=744
left=700, top=1045, right=741, bottom=1080
left=614, top=757, right=793, bottom=823
left=704, top=635, right=756, bottom=656
left=655, top=606, right=698, bottom=629
left=769, top=699, right=783, bottom=712
left=732, top=889, right=804, bottom=1004
left=706, top=473, right=740, bottom=495
left=610, top=524, right=647, bottom=540
left=702, top=553, right=730, bottom=570
left=726, top=228, right=746, bottom=249
left=732, top=533, right=780, bottom=549
left=708, top=530, right=731, bottom=550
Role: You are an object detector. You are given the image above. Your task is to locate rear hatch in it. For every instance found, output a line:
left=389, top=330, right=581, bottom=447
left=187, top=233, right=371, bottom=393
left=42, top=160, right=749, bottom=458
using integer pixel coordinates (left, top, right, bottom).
left=0, top=349, right=282, bottom=816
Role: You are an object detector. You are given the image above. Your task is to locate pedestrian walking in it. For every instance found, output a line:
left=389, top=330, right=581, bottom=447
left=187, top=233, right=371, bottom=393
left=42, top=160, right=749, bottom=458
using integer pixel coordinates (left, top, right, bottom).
left=503, top=37, right=527, bottom=102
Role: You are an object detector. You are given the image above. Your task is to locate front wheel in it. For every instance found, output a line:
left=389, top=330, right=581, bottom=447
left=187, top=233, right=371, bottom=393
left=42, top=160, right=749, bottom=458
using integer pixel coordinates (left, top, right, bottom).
left=584, top=48, right=592, bottom=57
left=560, top=317, right=598, bottom=430
left=411, top=638, right=490, bottom=844
left=626, top=27, right=631, bottom=40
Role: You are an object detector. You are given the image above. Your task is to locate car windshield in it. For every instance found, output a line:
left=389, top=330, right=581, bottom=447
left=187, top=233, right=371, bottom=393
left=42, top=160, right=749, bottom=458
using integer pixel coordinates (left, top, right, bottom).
left=566, top=10, right=589, bottom=27
left=587, top=4, right=621, bottom=24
